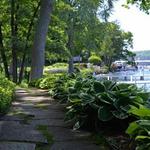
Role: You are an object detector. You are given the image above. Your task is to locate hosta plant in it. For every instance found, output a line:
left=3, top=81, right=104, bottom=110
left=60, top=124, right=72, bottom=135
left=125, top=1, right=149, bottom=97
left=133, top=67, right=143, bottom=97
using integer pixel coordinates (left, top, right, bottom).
left=65, top=77, right=149, bottom=130
left=126, top=106, right=150, bottom=150
left=51, top=73, right=77, bottom=103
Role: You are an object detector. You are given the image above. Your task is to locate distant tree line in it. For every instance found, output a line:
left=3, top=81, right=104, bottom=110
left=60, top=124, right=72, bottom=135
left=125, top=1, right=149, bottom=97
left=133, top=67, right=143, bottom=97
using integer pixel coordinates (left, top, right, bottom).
left=0, top=0, right=149, bottom=83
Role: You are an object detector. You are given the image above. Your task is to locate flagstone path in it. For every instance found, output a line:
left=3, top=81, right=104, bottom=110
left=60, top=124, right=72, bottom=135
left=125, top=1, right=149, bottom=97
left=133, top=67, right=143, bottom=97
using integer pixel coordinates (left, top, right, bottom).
left=0, top=88, right=101, bottom=150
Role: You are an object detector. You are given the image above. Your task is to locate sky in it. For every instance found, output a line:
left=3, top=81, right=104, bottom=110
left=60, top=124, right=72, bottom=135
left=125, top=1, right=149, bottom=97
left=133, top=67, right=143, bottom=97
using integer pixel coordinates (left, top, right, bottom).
left=110, top=0, right=150, bottom=51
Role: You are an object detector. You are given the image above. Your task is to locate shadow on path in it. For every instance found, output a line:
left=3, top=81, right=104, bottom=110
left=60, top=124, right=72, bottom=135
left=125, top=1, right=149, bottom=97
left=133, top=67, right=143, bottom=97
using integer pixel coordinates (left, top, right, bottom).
left=0, top=88, right=100, bottom=150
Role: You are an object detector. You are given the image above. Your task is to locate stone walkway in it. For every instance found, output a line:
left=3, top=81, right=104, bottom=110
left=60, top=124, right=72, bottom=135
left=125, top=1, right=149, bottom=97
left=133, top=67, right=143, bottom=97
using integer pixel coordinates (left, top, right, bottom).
left=0, top=88, right=100, bottom=150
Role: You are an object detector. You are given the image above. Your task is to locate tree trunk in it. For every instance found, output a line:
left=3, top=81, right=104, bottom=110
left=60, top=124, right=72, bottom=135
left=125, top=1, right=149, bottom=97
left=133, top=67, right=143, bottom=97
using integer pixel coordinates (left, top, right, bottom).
left=18, top=2, right=40, bottom=83
left=68, top=57, right=74, bottom=74
left=0, top=22, right=10, bottom=79
left=67, top=18, right=74, bottom=74
left=30, top=0, right=52, bottom=81
left=11, top=0, right=18, bottom=83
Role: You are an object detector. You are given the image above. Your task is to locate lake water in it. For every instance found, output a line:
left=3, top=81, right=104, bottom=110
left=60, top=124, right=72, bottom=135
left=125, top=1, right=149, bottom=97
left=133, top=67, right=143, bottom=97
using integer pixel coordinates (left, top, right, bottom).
left=97, top=68, right=150, bottom=91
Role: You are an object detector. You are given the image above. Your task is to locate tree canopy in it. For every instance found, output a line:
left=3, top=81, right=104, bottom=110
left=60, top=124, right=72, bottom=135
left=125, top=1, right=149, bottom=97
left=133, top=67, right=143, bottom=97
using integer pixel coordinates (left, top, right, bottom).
left=126, top=0, right=150, bottom=13
left=0, top=0, right=148, bottom=81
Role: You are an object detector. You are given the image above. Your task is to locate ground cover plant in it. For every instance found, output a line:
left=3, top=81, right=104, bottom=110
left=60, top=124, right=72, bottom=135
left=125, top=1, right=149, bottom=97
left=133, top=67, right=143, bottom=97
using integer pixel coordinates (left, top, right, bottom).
left=126, top=106, right=150, bottom=150
left=65, top=77, right=148, bottom=129
left=29, top=73, right=64, bottom=89
left=51, top=73, right=77, bottom=103
left=33, top=73, right=150, bottom=149
left=44, top=63, right=68, bottom=74
left=0, top=75, right=15, bottom=114
left=50, top=74, right=150, bottom=148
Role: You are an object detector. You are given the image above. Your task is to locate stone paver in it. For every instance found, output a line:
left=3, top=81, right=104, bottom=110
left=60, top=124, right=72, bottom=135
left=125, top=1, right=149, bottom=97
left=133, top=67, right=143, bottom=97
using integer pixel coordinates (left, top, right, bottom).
left=0, top=88, right=100, bottom=150
left=30, top=119, right=66, bottom=127
left=0, top=121, right=47, bottom=143
left=51, top=141, right=100, bottom=150
left=0, top=142, right=35, bottom=150
left=47, top=126, right=91, bottom=142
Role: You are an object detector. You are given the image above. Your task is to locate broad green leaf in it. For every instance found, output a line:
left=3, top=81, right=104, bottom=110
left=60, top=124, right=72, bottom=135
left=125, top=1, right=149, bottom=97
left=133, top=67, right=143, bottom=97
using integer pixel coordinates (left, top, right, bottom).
left=128, top=106, right=150, bottom=117
left=108, top=82, right=117, bottom=91
left=137, top=92, right=150, bottom=101
left=126, top=121, right=139, bottom=135
left=93, top=81, right=105, bottom=93
left=99, top=98, right=111, bottom=105
left=70, top=98, right=81, bottom=104
left=100, top=92, right=114, bottom=103
left=112, top=110, right=128, bottom=119
left=120, top=105, right=131, bottom=112
left=89, top=103, right=99, bottom=110
left=80, top=93, right=94, bottom=100
left=68, top=87, right=76, bottom=93
left=135, top=135, right=150, bottom=140
left=98, top=106, right=113, bottom=121
left=137, top=120, right=150, bottom=127
left=69, top=93, right=79, bottom=99
left=74, top=81, right=82, bottom=90
left=102, top=80, right=115, bottom=90
left=132, top=96, right=143, bottom=104
left=117, top=83, right=130, bottom=90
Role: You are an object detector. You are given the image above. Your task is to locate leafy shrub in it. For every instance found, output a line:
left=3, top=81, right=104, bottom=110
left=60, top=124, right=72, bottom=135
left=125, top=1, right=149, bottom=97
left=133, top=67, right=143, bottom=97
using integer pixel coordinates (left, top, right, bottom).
left=80, top=68, right=93, bottom=77
left=0, top=76, right=15, bottom=91
left=126, top=106, right=150, bottom=150
left=0, top=76, right=15, bottom=114
left=88, top=55, right=101, bottom=65
left=45, top=68, right=67, bottom=74
left=28, top=79, right=38, bottom=87
left=29, top=73, right=64, bottom=89
left=38, top=74, right=63, bottom=89
left=65, top=77, right=149, bottom=130
left=100, top=65, right=109, bottom=74
left=74, top=63, right=87, bottom=69
left=93, top=65, right=109, bottom=74
left=51, top=73, right=77, bottom=103
left=45, top=63, right=68, bottom=69
left=44, top=63, right=68, bottom=74
left=0, top=87, right=12, bottom=113
left=50, top=63, right=68, bottom=68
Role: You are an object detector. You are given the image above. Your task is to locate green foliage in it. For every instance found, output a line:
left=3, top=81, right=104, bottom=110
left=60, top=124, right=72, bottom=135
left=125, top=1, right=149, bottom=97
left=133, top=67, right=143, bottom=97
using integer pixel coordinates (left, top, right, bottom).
left=126, top=106, right=150, bottom=150
left=38, top=74, right=63, bottom=89
left=65, top=77, right=149, bottom=130
left=99, top=23, right=133, bottom=68
left=80, top=68, right=93, bottom=77
left=94, top=65, right=109, bottom=74
left=88, top=55, right=101, bottom=65
left=0, top=75, right=15, bottom=91
left=126, top=0, right=150, bottom=14
left=33, top=72, right=150, bottom=148
left=29, top=73, right=64, bottom=89
left=0, top=0, right=134, bottom=79
left=0, top=75, right=15, bottom=114
left=47, top=63, right=68, bottom=69
left=44, top=63, right=68, bottom=74
left=51, top=73, right=77, bottom=103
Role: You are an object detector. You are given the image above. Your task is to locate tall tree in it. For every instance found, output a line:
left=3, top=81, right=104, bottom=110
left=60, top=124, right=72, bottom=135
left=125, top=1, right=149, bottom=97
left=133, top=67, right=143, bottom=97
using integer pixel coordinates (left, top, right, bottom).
left=11, top=0, right=18, bottom=82
left=99, top=0, right=118, bottom=22
left=56, top=0, right=101, bottom=73
left=0, top=22, right=10, bottom=78
left=126, top=0, right=150, bottom=13
left=99, top=23, right=133, bottom=69
left=18, top=1, right=40, bottom=83
left=30, top=0, right=53, bottom=81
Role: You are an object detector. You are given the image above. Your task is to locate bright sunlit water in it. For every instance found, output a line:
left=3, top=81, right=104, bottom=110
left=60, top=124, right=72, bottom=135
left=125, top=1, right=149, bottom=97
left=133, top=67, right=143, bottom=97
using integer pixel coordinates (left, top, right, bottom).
left=97, top=68, right=150, bottom=91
